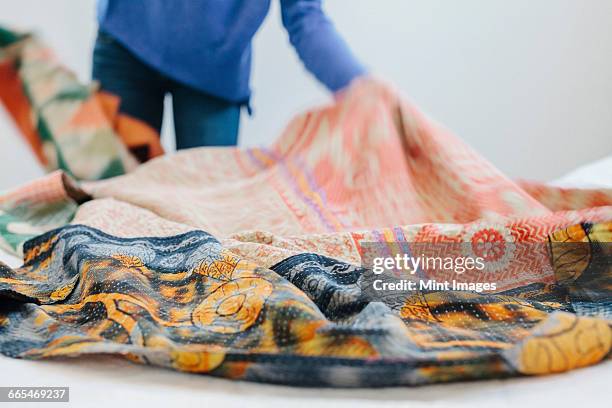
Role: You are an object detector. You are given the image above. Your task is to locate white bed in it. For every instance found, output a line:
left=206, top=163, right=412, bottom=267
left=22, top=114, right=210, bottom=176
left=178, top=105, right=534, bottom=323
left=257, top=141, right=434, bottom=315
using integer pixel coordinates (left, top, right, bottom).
left=0, top=156, right=610, bottom=407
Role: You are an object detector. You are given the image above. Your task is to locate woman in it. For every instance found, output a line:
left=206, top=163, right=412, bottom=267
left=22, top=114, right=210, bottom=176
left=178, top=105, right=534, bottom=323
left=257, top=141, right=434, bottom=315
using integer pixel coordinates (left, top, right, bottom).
left=93, top=0, right=366, bottom=150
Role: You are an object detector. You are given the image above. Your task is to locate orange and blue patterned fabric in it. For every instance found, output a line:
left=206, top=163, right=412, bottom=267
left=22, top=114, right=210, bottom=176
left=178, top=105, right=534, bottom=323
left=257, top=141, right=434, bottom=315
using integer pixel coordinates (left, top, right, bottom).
left=0, top=222, right=610, bottom=386
left=0, top=44, right=611, bottom=386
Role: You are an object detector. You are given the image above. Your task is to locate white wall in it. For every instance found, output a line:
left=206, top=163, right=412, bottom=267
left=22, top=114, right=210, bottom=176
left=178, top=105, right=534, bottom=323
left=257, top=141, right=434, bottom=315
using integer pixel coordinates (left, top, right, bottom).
left=1, top=0, right=611, bottom=190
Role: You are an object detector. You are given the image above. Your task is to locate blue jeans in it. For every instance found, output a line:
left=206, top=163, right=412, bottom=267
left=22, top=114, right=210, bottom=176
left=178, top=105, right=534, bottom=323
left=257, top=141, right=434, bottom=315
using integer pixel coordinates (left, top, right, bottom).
left=92, top=30, right=240, bottom=150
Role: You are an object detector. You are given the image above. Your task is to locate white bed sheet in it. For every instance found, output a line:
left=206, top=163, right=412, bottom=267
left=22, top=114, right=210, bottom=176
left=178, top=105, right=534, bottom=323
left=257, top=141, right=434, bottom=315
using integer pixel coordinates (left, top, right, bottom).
left=0, top=355, right=609, bottom=408
left=1, top=155, right=610, bottom=408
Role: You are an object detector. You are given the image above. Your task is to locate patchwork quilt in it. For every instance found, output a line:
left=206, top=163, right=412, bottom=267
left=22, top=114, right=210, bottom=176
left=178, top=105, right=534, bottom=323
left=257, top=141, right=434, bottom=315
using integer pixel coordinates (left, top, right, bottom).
left=0, top=78, right=611, bottom=387
left=0, top=26, right=163, bottom=180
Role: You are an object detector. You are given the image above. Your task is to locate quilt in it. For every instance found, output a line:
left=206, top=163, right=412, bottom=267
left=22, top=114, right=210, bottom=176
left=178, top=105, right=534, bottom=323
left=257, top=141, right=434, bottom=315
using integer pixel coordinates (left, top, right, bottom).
left=0, top=78, right=611, bottom=387
left=0, top=26, right=163, bottom=180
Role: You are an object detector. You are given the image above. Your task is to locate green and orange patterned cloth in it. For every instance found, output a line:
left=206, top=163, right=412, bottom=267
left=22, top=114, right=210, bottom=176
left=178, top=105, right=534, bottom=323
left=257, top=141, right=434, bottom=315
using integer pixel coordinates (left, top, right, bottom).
left=0, top=41, right=610, bottom=386
left=0, top=26, right=162, bottom=180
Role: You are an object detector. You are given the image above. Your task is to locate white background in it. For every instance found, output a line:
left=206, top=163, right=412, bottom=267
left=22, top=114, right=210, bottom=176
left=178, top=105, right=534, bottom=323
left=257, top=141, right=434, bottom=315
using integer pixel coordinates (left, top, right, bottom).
left=1, top=0, right=611, bottom=191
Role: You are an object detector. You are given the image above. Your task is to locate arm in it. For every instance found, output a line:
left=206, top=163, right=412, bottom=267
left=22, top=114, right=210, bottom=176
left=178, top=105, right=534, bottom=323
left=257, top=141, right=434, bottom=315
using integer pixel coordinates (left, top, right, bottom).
left=280, top=0, right=366, bottom=92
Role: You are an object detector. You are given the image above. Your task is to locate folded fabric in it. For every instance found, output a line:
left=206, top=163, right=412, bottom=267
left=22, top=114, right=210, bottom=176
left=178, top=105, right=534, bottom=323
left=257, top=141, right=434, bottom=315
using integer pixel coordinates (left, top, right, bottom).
left=0, top=26, right=163, bottom=180
left=0, top=171, right=88, bottom=255
left=0, top=78, right=610, bottom=387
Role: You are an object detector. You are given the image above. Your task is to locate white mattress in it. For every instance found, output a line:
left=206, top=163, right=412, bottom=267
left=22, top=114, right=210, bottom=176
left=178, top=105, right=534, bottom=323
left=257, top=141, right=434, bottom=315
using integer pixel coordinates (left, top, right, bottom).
left=551, top=154, right=612, bottom=189
left=1, top=156, right=611, bottom=407
left=0, top=355, right=608, bottom=408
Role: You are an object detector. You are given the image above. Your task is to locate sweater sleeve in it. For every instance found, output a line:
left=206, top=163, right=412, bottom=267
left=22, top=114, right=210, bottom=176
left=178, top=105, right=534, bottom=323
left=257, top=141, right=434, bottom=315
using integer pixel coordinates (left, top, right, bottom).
left=280, top=0, right=366, bottom=92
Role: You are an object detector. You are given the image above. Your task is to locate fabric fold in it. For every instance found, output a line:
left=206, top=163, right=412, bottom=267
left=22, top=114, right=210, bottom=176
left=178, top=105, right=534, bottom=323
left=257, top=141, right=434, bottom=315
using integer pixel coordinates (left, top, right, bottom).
left=0, top=78, right=611, bottom=387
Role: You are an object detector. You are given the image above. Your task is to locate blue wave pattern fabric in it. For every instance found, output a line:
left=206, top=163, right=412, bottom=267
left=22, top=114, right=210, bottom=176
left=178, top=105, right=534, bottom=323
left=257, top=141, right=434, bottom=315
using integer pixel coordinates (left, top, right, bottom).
left=0, top=224, right=610, bottom=387
left=97, top=0, right=366, bottom=103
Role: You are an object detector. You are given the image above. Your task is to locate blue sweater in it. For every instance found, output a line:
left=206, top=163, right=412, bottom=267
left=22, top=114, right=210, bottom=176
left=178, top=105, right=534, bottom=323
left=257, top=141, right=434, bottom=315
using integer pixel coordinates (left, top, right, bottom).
left=97, top=0, right=366, bottom=103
